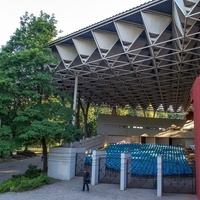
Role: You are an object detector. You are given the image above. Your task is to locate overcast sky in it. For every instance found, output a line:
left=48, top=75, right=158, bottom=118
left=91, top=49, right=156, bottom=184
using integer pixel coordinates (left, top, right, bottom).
left=0, top=0, right=148, bottom=47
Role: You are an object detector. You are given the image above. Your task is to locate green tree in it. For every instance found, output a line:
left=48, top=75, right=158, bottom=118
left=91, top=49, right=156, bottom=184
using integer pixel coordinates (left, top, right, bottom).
left=0, top=12, right=83, bottom=172
left=0, top=125, right=19, bottom=158
left=136, top=104, right=145, bottom=117
left=128, top=108, right=137, bottom=117
left=167, top=112, right=185, bottom=120
left=14, top=99, right=83, bottom=172
left=146, top=104, right=155, bottom=118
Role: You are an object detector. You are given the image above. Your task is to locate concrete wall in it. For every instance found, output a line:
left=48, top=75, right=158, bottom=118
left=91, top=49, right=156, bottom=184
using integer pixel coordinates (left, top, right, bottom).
left=171, top=138, right=184, bottom=147
left=47, top=135, right=107, bottom=181
left=97, top=114, right=193, bottom=147
left=156, top=137, right=169, bottom=145
left=97, top=114, right=187, bottom=137
left=146, top=137, right=156, bottom=144
left=70, top=134, right=106, bottom=151
left=170, top=138, right=194, bottom=148
left=184, top=138, right=194, bottom=149
left=48, top=147, right=85, bottom=180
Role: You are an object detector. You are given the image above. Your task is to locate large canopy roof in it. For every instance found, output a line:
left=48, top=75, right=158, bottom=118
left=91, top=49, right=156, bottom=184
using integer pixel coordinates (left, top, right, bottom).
left=49, top=0, right=200, bottom=112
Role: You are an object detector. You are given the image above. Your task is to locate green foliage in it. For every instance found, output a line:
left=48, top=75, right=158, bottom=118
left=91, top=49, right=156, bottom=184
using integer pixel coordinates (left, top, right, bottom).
left=0, top=11, right=83, bottom=163
left=0, top=12, right=58, bottom=110
left=0, top=164, right=50, bottom=193
left=128, top=108, right=137, bottom=117
left=0, top=11, right=59, bottom=159
left=12, top=164, right=42, bottom=179
left=167, top=112, right=185, bottom=120
left=87, top=120, right=97, bottom=136
left=136, top=105, right=145, bottom=117
left=0, top=125, right=19, bottom=158
left=98, top=106, right=112, bottom=115
left=0, top=179, right=14, bottom=193
left=23, top=164, right=43, bottom=179
left=0, top=174, right=50, bottom=193
left=62, top=125, right=84, bottom=143
left=13, top=102, right=78, bottom=145
left=12, top=174, right=50, bottom=192
left=155, top=111, right=167, bottom=118
left=0, top=125, right=12, bottom=139
left=146, top=104, right=154, bottom=118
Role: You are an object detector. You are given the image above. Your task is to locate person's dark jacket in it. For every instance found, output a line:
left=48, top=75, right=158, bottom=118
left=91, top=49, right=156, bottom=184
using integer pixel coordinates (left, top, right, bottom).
left=83, top=171, right=90, bottom=183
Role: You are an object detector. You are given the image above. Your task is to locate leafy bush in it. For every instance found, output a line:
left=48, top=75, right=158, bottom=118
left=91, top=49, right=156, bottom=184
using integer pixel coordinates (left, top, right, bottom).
left=23, top=164, right=42, bottom=179
left=0, top=179, right=14, bottom=193
left=0, top=165, right=50, bottom=193
left=10, top=174, right=50, bottom=192
left=12, top=164, right=42, bottom=180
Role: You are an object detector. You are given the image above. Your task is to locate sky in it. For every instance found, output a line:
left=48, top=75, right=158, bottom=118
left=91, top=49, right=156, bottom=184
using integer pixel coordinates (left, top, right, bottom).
left=0, top=0, right=148, bottom=47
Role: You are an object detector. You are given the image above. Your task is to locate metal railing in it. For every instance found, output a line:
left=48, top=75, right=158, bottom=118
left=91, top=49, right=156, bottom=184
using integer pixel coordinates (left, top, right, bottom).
left=75, top=153, right=91, bottom=176
left=126, top=158, right=157, bottom=189
left=98, top=157, right=120, bottom=184
left=162, top=161, right=195, bottom=194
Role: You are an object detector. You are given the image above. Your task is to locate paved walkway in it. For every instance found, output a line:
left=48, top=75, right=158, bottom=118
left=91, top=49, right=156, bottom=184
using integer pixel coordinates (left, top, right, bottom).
left=0, top=155, right=43, bottom=183
left=0, top=156, right=199, bottom=200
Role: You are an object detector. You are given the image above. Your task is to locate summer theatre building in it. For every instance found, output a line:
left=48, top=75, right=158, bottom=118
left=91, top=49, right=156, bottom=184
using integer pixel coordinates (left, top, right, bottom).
left=48, top=0, right=200, bottom=198
left=97, top=114, right=194, bottom=148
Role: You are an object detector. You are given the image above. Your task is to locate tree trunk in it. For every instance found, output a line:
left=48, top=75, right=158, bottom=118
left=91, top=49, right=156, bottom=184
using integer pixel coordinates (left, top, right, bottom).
left=153, top=110, right=156, bottom=118
left=84, top=114, right=88, bottom=137
left=143, top=109, right=146, bottom=117
left=112, top=106, right=117, bottom=115
left=41, top=136, right=48, bottom=173
left=80, top=101, right=90, bottom=137
left=76, top=97, right=81, bottom=129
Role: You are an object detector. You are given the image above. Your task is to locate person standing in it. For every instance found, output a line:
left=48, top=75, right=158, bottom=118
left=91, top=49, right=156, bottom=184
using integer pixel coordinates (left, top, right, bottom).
left=82, top=170, right=90, bottom=192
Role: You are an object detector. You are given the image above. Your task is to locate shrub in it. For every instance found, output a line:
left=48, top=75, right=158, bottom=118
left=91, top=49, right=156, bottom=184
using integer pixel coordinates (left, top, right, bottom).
left=0, top=179, right=14, bottom=193
left=10, top=174, right=50, bottom=192
left=0, top=165, right=50, bottom=193
left=23, top=164, right=42, bottom=179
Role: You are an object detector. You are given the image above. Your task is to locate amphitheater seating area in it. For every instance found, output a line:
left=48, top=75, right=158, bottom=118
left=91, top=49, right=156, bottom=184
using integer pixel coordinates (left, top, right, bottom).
left=86, top=143, right=193, bottom=176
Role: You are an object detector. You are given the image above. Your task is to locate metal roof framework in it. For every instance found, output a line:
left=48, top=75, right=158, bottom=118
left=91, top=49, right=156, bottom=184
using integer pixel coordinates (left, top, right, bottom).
left=49, top=0, right=200, bottom=112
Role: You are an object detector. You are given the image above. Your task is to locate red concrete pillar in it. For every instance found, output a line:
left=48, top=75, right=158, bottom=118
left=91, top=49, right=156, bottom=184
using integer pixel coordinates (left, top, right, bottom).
left=190, top=76, right=200, bottom=199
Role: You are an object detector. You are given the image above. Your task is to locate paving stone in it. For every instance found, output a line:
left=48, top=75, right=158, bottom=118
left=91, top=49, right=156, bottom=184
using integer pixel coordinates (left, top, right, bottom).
left=0, top=157, right=198, bottom=200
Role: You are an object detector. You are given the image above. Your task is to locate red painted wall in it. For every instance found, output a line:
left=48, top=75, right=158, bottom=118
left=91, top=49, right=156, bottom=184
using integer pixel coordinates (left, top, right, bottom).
left=190, top=76, right=200, bottom=199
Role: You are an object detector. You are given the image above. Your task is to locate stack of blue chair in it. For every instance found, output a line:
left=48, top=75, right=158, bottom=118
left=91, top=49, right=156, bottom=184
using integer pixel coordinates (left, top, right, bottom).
left=85, top=154, right=93, bottom=164
left=105, top=143, right=192, bottom=175
left=85, top=143, right=193, bottom=175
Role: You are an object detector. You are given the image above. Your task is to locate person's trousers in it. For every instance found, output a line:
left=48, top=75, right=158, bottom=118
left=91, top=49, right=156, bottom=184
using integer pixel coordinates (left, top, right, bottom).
left=82, top=182, right=89, bottom=191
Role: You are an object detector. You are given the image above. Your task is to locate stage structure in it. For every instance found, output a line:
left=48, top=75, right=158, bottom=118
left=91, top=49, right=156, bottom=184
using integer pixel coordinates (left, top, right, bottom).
left=48, top=0, right=200, bottom=198
left=49, top=0, right=200, bottom=113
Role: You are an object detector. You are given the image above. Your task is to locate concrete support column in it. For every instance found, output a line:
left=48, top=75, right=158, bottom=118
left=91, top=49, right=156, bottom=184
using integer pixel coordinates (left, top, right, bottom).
left=91, top=150, right=106, bottom=185
left=48, top=147, right=85, bottom=180
left=157, top=155, right=162, bottom=197
left=120, top=152, right=131, bottom=190
left=72, top=76, right=78, bottom=126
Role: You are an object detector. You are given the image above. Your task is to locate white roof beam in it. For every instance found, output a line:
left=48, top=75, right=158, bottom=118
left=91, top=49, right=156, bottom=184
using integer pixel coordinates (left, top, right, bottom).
left=92, top=31, right=119, bottom=57
left=114, top=21, right=144, bottom=51
left=72, top=38, right=97, bottom=63
left=56, top=45, right=78, bottom=68
left=141, top=11, right=171, bottom=44
left=173, top=3, right=184, bottom=36
left=175, top=0, right=187, bottom=15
